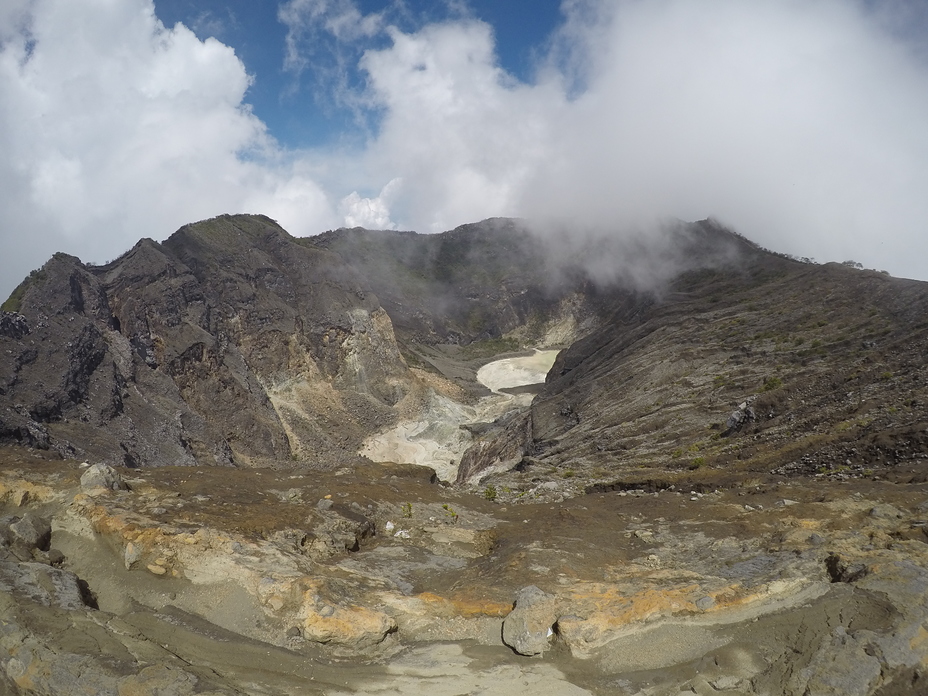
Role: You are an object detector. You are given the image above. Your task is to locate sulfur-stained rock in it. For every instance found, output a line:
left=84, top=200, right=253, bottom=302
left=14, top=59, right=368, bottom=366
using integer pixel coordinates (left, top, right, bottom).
left=502, top=585, right=559, bottom=656
left=301, top=601, right=396, bottom=649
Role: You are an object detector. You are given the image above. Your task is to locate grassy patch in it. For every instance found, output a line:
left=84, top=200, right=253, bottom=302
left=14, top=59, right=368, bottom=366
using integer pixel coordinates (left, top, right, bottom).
left=2, top=268, right=46, bottom=313
left=459, top=336, right=521, bottom=360
left=762, top=376, right=783, bottom=392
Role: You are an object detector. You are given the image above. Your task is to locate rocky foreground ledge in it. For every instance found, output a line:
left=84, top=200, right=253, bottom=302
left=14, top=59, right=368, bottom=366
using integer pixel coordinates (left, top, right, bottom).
left=2, top=448, right=928, bottom=695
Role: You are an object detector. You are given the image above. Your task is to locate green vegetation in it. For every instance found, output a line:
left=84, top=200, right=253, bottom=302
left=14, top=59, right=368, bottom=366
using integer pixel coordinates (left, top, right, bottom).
left=442, top=504, right=458, bottom=524
left=459, top=336, right=521, bottom=360
left=401, top=502, right=413, bottom=518
left=2, top=268, right=45, bottom=313
left=762, top=376, right=783, bottom=392
left=483, top=485, right=498, bottom=501
left=690, top=457, right=706, bottom=469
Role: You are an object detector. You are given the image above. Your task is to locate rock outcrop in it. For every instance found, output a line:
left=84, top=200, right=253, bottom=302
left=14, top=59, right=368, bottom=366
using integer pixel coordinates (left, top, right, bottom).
left=4, top=451, right=928, bottom=694
left=0, top=214, right=414, bottom=469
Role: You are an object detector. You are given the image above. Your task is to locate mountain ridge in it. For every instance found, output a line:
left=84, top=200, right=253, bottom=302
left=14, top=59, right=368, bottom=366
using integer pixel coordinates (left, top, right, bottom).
left=4, top=213, right=928, bottom=695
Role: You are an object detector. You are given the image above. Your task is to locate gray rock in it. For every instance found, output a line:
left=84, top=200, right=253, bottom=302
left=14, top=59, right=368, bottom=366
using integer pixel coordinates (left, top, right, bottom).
left=0, top=561, right=90, bottom=610
left=80, top=463, right=128, bottom=491
left=794, top=627, right=882, bottom=696
left=123, top=542, right=143, bottom=570
left=502, top=585, right=559, bottom=656
left=869, top=503, right=904, bottom=520
left=8, top=513, right=52, bottom=551
left=710, top=675, right=743, bottom=690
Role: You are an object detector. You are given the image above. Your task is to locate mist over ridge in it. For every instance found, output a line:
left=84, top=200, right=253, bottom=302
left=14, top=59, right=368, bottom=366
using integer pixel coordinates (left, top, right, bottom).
left=2, top=0, right=928, bottom=301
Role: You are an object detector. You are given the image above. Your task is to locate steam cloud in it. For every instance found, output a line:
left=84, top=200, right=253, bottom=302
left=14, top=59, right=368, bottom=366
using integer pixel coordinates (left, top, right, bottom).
left=2, top=0, right=928, bottom=299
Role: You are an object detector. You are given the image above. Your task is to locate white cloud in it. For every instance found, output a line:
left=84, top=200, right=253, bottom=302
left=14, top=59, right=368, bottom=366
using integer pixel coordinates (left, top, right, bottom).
left=0, top=0, right=338, bottom=294
left=516, top=0, right=928, bottom=277
left=339, top=178, right=401, bottom=229
left=349, top=0, right=928, bottom=277
left=358, top=20, right=559, bottom=232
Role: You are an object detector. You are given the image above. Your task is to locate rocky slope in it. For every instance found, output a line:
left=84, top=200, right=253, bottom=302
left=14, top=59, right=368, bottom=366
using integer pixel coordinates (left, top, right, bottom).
left=456, top=237, right=928, bottom=494
left=3, top=214, right=928, bottom=695
left=0, top=214, right=416, bottom=469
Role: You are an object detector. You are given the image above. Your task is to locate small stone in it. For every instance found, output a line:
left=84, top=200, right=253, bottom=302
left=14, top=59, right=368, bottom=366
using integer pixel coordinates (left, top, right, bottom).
left=776, top=499, right=799, bottom=507
left=317, top=498, right=334, bottom=510
left=124, top=542, right=142, bottom=570
left=695, top=596, right=715, bottom=611
left=286, top=626, right=302, bottom=638
left=147, top=564, right=167, bottom=575
left=744, top=505, right=754, bottom=511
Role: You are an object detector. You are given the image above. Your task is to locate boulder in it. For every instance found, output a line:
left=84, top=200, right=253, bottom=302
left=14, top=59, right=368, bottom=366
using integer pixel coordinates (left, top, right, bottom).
left=80, top=463, right=128, bottom=491
left=502, top=585, right=559, bottom=656
left=8, top=513, right=52, bottom=551
left=0, top=561, right=91, bottom=610
left=301, top=603, right=397, bottom=649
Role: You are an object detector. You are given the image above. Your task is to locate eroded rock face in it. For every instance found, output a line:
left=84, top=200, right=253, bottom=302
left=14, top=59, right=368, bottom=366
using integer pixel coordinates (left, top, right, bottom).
left=0, top=215, right=414, bottom=469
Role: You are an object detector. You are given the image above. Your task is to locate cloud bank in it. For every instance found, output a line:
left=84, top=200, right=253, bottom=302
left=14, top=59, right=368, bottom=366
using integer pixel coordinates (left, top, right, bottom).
left=2, top=0, right=928, bottom=299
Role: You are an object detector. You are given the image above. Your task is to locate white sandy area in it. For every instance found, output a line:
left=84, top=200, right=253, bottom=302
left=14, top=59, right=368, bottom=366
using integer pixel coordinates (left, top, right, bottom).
left=328, top=642, right=591, bottom=696
left=361, top=350, right=560, bottom=480
left=476, top=349, right=560, bottom=393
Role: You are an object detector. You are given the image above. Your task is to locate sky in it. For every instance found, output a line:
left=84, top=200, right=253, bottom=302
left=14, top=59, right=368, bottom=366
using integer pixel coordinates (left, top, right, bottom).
left=2, top=0, right=928, bottom=301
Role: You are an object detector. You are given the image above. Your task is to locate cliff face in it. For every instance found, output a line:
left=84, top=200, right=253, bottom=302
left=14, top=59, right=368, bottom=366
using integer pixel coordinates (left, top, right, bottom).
left=0, top=214, right=412, bottom=468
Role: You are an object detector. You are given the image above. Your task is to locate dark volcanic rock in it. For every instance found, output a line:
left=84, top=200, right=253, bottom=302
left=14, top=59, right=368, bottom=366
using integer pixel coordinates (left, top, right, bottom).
left=0, top=214, right=411, bottom=469
left=456, top=237, right=928, bottom=488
